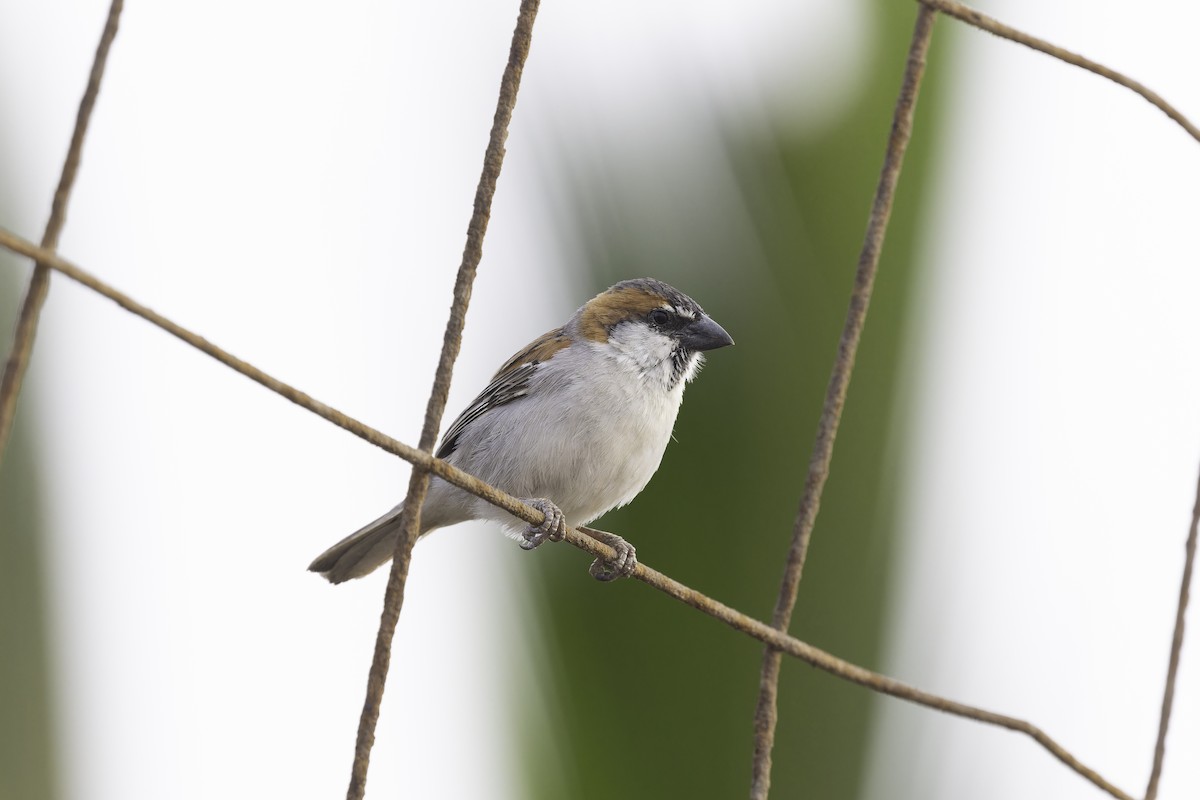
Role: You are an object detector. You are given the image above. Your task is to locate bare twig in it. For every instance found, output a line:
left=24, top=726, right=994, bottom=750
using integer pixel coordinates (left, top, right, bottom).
left=630, top=551, right=1135, bottom=800
left=0, top=0, right=124, bottom=462
left=345, top=2, right=541, bottom=798
left=1144, top=464, right=1200, bottom=800
left=921, top=0, right=1200, bottom=145
left=2, top=1, right=1193, bottom=797
left=0, top=228, right=1134, bottom=800
left=749, top=8, right=938, bottom=798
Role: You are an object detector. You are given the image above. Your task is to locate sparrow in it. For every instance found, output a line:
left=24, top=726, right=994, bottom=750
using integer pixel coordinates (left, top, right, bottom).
left=308, top=277, right=733, bottom=584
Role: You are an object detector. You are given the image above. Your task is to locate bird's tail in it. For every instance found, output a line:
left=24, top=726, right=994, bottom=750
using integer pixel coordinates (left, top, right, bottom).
left=308, top=505, right=410, bottom=584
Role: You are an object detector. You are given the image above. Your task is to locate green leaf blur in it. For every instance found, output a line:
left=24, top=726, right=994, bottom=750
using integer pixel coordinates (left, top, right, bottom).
left=519, top=6, right=947, bottom=798
left=0, top=262, right=57, bottom=799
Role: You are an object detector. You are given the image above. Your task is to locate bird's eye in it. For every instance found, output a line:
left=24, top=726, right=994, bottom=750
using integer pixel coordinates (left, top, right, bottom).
left=649, top=309, right=671, bottom=326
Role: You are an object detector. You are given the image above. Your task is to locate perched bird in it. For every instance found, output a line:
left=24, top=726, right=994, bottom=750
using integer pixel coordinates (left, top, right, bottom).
left=309, top=278, right=733, bottom=584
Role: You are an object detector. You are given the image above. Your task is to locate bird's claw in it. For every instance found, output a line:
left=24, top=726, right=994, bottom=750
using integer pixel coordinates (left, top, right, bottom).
left=583, top=528, right=638, bottom=582
left=520, top=498, right=567, bottom=551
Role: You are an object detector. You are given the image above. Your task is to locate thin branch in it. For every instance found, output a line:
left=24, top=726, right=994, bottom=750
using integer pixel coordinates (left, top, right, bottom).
left=0, top=228, right=1134, bottom=800
left=921, top=0, right=1200, bottom=145
left=0, top=0, right=124, bottom=462
left=749, top=8, right=938, bottom=798
left=1144, top=464, right=1200, bottom=800
left=345, top=2, right=541, bottom=798
left=628, top=549, right=1135, bottom=800
left=1, top=3, right=1190, bottom=798
left=919, top=2, right=1200, bottom=795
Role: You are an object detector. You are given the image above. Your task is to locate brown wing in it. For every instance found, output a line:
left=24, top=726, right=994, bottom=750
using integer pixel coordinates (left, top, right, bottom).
left=435, top=328, right=570, bottom=459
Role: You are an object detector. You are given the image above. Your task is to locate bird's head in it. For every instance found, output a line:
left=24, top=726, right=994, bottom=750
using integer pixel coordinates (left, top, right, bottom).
left=571, top=278, right=733, bottom=388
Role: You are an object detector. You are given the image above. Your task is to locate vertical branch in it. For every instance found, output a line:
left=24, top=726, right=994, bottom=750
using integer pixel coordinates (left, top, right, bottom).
left=345, top=1, right=542, bottom=798
left=1143, top=463, right=1200, bottom=800
left=0, top=0, right=124, bottom=462
left=747, top=7, right=938, bottom=798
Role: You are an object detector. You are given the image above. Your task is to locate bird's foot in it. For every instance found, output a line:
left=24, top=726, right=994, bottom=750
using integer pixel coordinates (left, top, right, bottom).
left=580, top=527, right=638, bottom=582
left=519, top=498, right=567, bottom=551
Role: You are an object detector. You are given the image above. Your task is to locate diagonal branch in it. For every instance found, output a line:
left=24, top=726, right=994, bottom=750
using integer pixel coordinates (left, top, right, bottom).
left=345, top=2, right=542, bottom=798
left=0, top=227, right=1134, bottom=800
left=749, top=7, right=937, bottom=798
left=1144, top=464, right=1200, bottom=800
left=0, top=0, right=124, bottom=462
left=920, top=0, right=1200, bottom=145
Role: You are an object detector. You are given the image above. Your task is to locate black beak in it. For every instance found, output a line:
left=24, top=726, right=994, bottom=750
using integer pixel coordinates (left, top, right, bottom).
left=681, top=315, right=734, bottom=352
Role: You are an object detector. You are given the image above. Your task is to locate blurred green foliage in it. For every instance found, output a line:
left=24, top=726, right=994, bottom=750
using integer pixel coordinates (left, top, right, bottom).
left=521, top=6, right=945, bottom=798
left=0, top=269, right=57, bottom=798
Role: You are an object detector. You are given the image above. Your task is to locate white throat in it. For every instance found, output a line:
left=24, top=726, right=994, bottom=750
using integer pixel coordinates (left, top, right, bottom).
left=606, top=322, right=703, bottom=391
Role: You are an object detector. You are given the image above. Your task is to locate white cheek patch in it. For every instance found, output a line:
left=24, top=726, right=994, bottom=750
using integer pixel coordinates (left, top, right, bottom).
left=608, top=323, right=676, bottom=374
left=605, top=321, right=703, bottom=391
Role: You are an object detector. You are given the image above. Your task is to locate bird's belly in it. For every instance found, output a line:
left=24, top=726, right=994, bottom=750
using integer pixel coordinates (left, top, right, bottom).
left=554, top=422, right=669, bottom=523
left=454, top=379, right=682, bottom=527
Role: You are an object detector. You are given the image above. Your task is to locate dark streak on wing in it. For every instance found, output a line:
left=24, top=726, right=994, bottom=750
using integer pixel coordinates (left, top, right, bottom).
left=435, top=328, right=570, bottom=459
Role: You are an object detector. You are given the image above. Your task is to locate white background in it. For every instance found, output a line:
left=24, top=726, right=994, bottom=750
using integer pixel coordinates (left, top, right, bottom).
left=2, top=1, right=1197, bottom=798
left=867, top=3, right=1200, bottom=799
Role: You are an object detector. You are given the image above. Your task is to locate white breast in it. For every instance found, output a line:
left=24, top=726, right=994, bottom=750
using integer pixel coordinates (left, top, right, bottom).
left=439, top=333, right=694, bottom=532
